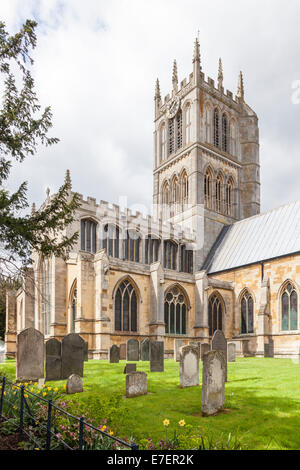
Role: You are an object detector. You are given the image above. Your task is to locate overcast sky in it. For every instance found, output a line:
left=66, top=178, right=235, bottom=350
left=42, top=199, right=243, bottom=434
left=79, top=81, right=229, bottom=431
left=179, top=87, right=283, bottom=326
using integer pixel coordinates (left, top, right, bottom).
left=1, top=0, right=300, bottom=215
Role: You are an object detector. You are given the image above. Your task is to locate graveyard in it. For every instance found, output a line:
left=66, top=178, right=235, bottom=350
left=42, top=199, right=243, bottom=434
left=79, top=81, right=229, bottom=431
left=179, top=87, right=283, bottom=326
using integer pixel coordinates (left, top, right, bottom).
left=1, top=355, right=300, bottom=450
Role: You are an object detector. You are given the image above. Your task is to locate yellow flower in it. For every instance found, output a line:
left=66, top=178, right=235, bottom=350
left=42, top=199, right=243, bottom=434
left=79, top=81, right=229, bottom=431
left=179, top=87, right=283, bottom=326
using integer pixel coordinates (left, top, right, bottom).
left=109, top=431, right=114, bottom=436
left=179, top=420, right=186, bottom=427
left=35, top=421, right=39, bottom=425
left=102, top=425, right=107, bottom=430
left=24, top=383, right=28, bottom=387
left=54, top=387, right=58, bottom=392
left=13, top=391, right=16, bottom=395
left=163, top=419, right=170, bottom=427
left=24, top=394, right=28, bottom=398
left=47, top=387, right=52, bottom=391
left=63, top=384, right=66, bottom=389
left=36, top=390, right=40, bottom=394
left=34, top=448, right=40, bottom=451
left=30, top=387, right=34, bottom=392
left=3, top=391, right=6, bottom=396
left=43, top=392, right=47, bottom=397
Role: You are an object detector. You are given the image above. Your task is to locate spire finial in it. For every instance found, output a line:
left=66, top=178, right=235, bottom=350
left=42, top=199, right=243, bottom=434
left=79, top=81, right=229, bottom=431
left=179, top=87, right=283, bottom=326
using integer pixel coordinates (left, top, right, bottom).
left=46, top=187, right=50, bottom=201
left=155, top=78, right=161, bottom=101
left=65, top=169, right=72, bottom=190
left=218, top=58, right=223, bottom=90
left=31, top=202, right=36, bottom=215
left=172, top=59, right=178, bottom=90
left=237, top=71, right=244, bottom=101
left=193, top=37, right=201, bottom=69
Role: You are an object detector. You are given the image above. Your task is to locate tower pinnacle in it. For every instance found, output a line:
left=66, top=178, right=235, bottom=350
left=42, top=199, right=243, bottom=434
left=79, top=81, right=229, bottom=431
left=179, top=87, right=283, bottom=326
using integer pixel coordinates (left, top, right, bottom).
left=237, top=71, right=244, bottom=101
left=65, top=169, right=72, bottom=190
left=193, top=37, right=201, bottom=67
left=172, top=60, right=178, bottom=91
left=218, top=58, right=223, bottom=90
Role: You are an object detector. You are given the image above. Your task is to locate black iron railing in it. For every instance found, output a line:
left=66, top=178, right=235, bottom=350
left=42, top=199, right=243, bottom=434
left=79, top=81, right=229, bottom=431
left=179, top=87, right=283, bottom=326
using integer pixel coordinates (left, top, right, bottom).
left=0, top=376, right=138, bottom=450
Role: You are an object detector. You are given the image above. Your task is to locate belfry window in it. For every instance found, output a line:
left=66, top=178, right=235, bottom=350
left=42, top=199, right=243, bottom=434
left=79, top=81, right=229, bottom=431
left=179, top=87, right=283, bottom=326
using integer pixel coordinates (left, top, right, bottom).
left=240, top=291, right=254, bottom=334
left=163, top=240, right=178, bottom=270
left=185, top=104, right=191, bottom=144
left=230, top=120, right=236, bottom=156
left=215, top=174, right=223, bottom=213
left=222, top=113, right=228, bottom=152
left=214, top=108, right=220, bottom=148
left=281, top=283, right=298, bottom=331
left=164, top=286, right=188, bottom=335
left=145, top=236, right=160, bottom=264
left=176, top=110, right=183, bottom=150
left=168, top=118, right=175, bottom=155
left=160, top=123, right=167, bottom=162
left=225, top=178, right=234, bottom=216
left=115, top=279, right=137, bottom=332
left=205, top=106, right=211, bottom=143
left=208, top=294, right=223, bottom=336
left=204, top=169, right=212, bottom=209
left=181, top=171, right=188, bottom=206
left=103, top=224, right=119, bottom=258
left=81, top=219, right=97, bottom=253
left=41, top=258, right=51, bottom=336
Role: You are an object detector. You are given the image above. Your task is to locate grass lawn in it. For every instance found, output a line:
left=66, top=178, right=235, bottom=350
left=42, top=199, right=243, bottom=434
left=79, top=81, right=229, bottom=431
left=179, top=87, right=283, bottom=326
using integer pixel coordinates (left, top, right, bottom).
left=1, top=357, right=300, bottom=450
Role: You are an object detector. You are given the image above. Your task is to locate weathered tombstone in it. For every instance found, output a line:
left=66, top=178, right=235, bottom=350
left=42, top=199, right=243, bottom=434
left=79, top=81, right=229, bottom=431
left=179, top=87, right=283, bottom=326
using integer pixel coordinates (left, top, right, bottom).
left=66, top=374, right=83, bottom=394
left=127, top=339, right=139, bottom=361
left=179, top=345, right=199, bottom=388
left=123, top=363, right=136, bottom=374
left=228, top=343, right=236, bottom=363
left=141, top=338, right=150, bottom=361
left=120, top=343, right=126, bottom=360
left=212, top=330, right=227, bottom=381
left=189, top=342, right=201, bottom=358
left=150, top=341, right=164, bottom=372
left=174, top=339, right=185, bottom=362
left=45, top=338, right=62, bottom=381
left=84, top=341, right=89, bottom=361
left=61, top=333, right=85, bottom=379
left=109, top=345, right=120, bottom=363
left=201, top=350, right=226, bottom=417
left=16, top=328, right=44, bottom=381
left=200, top=343, right=210, bottom=361
left=242, top=340, right=250, bottom=357
left=126, top=371, right=147, bottom=398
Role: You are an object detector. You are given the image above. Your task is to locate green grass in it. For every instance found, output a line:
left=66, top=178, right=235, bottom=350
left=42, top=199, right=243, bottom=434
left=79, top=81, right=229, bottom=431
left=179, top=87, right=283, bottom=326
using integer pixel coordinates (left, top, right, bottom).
left=1, top=357, right=300, bottom=449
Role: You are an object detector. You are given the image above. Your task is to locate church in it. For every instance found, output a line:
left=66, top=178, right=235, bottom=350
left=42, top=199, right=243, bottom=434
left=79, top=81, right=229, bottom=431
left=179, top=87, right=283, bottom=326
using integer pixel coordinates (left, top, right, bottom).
left=5, top=39, right=300, bottom=360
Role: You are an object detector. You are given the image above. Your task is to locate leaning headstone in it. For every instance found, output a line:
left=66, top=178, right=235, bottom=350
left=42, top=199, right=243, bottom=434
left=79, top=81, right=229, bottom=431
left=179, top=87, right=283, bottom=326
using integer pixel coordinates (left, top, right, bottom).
left=16, top=328, right=44, bottom=381
left=180, top=345, right=199, bottom=388
left=228, top=343, right=236, bottom=363
left=212, top=330, right=227, bottom=381
left=61, top=333, right=85, bottom=379
left=123, top=363, right=136, bottom=374
left=174, top=339, right=185, bottom=362
left=150, top=341, right=164, bottom=372
left=45, top=338, right=62, bottom=381
left=127, top=339, right=139, bottom=361
left=126, top=372, right=147, bottom=398
left=84, top=342, right=89, bottom=361
left=109, top=345, right=120, bottom=363
left=66, top=374, right=83, bottom=394
left=201, top=343, right=210, bottom=361
left=140, top=338, right=150, bottom=361
left=201, top=350, right=226, bottom=417
left=120, top=343, right=126, bottom=360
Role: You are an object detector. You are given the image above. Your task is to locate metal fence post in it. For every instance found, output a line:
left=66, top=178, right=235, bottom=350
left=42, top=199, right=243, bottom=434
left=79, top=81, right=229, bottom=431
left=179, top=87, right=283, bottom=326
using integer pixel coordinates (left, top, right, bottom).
left=78, top=417, right=84, bottom=450
left=46, top=399, right=52, bottom=450
left=19, top=385, right=25, bottom=438
left=132, top=443, right=139, bottom=451
left=0, top=376, right=5, bottom=418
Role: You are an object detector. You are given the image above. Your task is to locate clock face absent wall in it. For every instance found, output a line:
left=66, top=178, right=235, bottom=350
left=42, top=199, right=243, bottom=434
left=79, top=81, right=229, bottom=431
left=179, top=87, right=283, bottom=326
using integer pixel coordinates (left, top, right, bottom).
left=167, top=96, right=180, bottom=119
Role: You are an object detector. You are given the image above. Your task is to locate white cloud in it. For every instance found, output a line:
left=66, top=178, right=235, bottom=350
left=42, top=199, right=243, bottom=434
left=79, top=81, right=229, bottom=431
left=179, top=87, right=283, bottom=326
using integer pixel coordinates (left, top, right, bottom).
left=2, top=0, right=300, bottom=214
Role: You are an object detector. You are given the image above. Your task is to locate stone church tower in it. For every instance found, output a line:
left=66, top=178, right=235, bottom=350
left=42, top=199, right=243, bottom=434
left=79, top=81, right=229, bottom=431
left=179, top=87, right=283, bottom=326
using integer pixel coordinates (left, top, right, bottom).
left=153, top=39, right=260, bottom=270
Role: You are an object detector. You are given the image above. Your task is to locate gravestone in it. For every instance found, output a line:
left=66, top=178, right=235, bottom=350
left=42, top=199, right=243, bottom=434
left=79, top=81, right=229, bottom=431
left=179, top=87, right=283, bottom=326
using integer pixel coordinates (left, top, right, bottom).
left=16, top=328, right=44, bottom=381
left=189, top=342, right=201, bottom=358
left=179, top=345, right=199, bottom=388
left=174, top=339, right=185, bottom=362
left=150, top=341, right=164, bottom=372
left=84, top=341, right=89, bottom=361
left=126, top=371, right=147, bottom=398
left=66, top=374, right=83, bottom=394
left=264, top=339, right=274, bottom=358
left=120, top=343, right=126, bottom=360
left=228, top=343, right=236, bottom=363
left=0, top=340, right=4, bottom=364
left=201, top=350, right=226, bottom=417
left=212, top=330, right=227, bottom=381
left=140, top=338, right=150, bottom=361
left=61, top=333, right=85, bottom=379
left=127, top=339, right=139, bottom=361
left=38, top=378, right=45, bottom=389
left=201, top=343, right=210, bottom=361
left=242, top=340, right=250, bottom=357
left=109, top=345, right=120, bottom=363
left=45, top=338, right=62, bottom=381
left=123, top=363, right=136, bottom=374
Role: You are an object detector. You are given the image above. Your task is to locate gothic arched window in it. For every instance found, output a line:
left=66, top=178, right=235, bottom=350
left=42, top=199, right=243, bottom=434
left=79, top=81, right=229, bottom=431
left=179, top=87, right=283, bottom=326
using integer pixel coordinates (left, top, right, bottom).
left=145, top=235, right=160, bottom=264
left=168, top=118, right=175, bottom=155
left=81, top=219, right=97, bottom=253
left=222, top=113, right=228, bottom=152
left=115, top=279, right=138, bottom=332
left=281, top=282, right=298, bottom=331
left=41, top=258, right=51, bottom=336
left=208, top=294, right=223, bottom=336
left=240, top=291, right=254, bottom=334
left=71, top=287, right=77, bottom=333
left=124, top=230, right=141, bottom=263
left=213, top=108, right=220, bottom=148
left=103, top=224, right=119, bottom=258
left=230, top=120, right=236, bottom=156
left=215, top=173, right=223, bottom=213
left=181, top=171, right=189, bottom=206
left=185, top=104, right=191, bottom=144
left=204, top=168, right=213, bottom=209
left=164, top=240, right=178, bottom=270
left=176, top=109, right=183, bottom=150
left=205, top=105, right=211, bottom=143
left=164, top=286, right=188, bottom=335
left=172, top=176, right=179, bottom=213
left=225, top=178, right=234, bottom=216
left=160, top=123, right=167, bottom=162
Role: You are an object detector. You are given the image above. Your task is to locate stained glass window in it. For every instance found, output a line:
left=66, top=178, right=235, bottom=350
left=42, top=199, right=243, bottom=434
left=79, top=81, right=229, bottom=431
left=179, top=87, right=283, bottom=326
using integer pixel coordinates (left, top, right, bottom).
left=114, top=280, right=137, bottom=332
left=281, top=283, right=298, bottom=331
left=164, top=286, right=188, bottom=335
left=240, top=291, right=254, bottom=334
